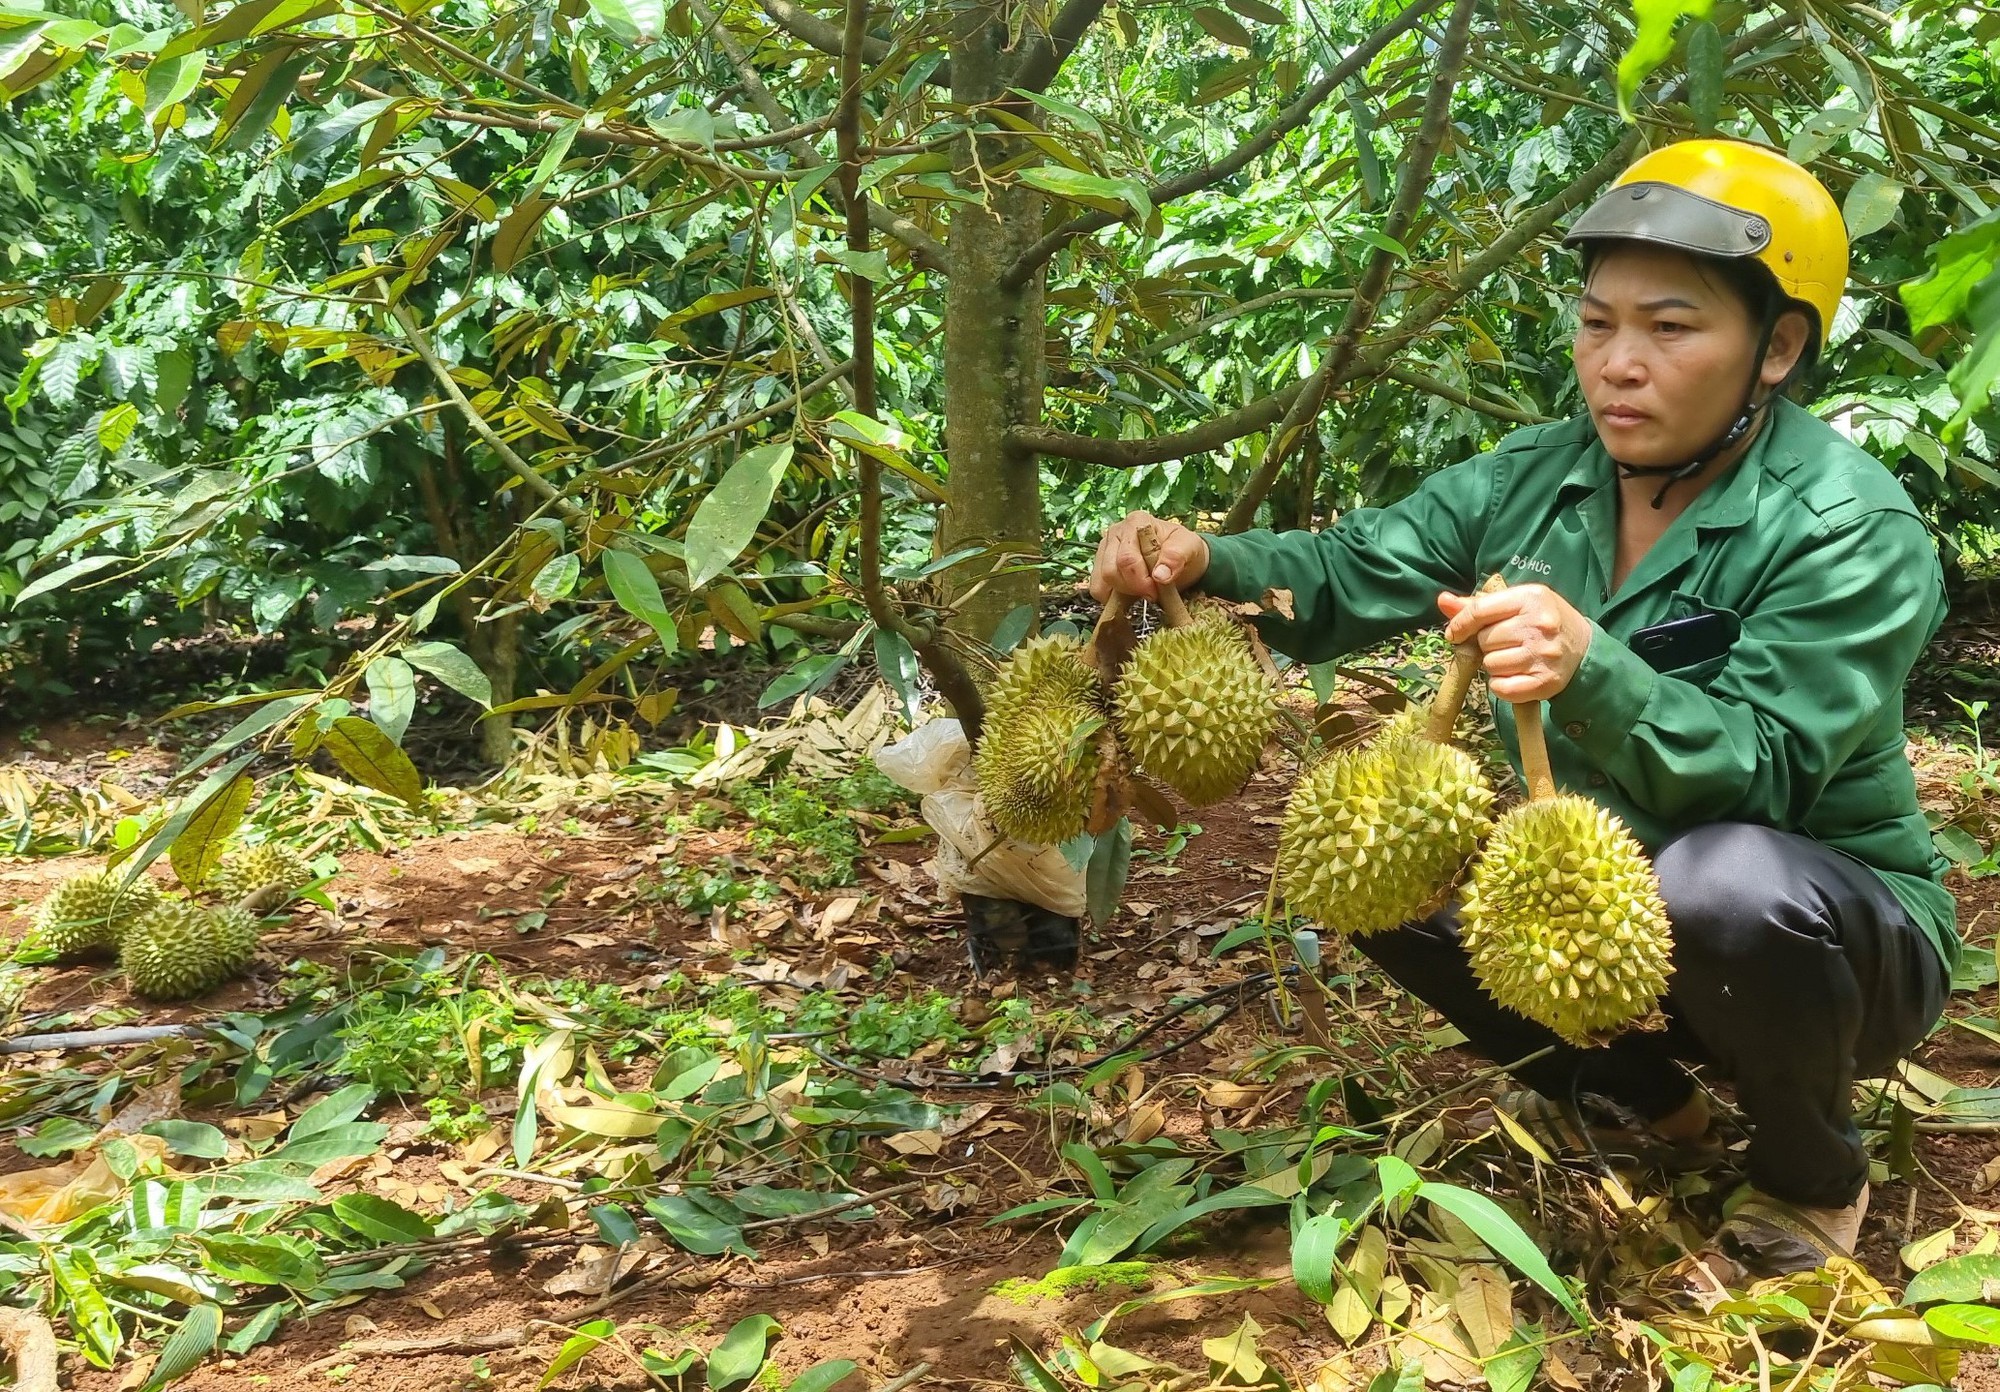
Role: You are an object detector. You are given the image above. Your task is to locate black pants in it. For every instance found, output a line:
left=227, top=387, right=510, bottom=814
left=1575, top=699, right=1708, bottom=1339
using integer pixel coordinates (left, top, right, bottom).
left=1357, top=823, right=1949, bottom=1208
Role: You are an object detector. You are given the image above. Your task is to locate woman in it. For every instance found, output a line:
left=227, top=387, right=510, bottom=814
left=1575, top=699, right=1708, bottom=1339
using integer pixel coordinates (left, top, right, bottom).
left=1089, top=139, right=1957, bottom=1284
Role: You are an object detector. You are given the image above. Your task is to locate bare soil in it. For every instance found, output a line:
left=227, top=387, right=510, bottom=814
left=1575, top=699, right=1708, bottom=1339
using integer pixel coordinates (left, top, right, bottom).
left=4, top=656, right=1999, bottom=1389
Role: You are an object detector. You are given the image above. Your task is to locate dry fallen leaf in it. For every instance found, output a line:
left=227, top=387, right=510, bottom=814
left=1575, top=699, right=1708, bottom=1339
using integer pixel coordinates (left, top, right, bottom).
left=885, top=1130, right=945, bottom=1157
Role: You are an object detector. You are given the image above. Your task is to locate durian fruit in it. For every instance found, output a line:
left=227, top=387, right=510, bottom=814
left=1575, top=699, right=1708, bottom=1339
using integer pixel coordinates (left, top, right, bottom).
left=120, top=900, right=260, bottom=1001
left=1460, top=702, right=1671, bottom=1047
left=976, top=698, right=1102, bottom=845
left=207, top=904, right=263, bottom=979
left=983, top=634, right=1099, bottom=727
left=1115, top=611, right=1276, bottom=806
left=31, top=871, right=161, bottom=959
left=211, top=843, right=313, bottom=905
left=1277, top=646, right=1495, bottom=934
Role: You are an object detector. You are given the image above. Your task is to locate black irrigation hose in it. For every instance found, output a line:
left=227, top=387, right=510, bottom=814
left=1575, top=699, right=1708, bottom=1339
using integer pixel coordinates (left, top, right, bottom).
left=807, top=970, right=1298, bottom=1091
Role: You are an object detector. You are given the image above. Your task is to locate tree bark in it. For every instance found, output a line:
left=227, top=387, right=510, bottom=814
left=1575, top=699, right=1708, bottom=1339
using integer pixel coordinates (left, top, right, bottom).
left=939, top=0, right=1047, bottom=642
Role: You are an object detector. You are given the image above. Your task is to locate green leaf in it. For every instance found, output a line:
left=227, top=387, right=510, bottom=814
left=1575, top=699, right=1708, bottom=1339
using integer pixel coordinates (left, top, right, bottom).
left=1684, top=20, right=1723, bottom=131
left=144, top=1302, right=222, bottom=1390
left=1133, top=1184, right=1289, bottom=1251
left=364, top=657, right=416, bottom=744
left=644, top=1194, right=756, bottom=1256
left=271, top=1121, right=388, bottom=1166
left=874, top=627, right=921, bottom=722
left=1488, top=1324, right=1543, bottom=1392
left=293, top=1084, right=377, bottom=1137
left=115, top=751, right=258, bottom=887
left=1942, top=270, right=2000, bottom=439
left=402, top=641, right=493, bottom=708
left=583, top=0, right=664, bottom=43
left=141, top=1120, right=228, bottom=1159
left=531, top=552, right=580, bottom=601
left=143, top=50, right=202, bottom=122
left=1906, top=1254, right=2000, bottom=1306
left=323, top=716, right=425, bottom=805
left=707, top=1314, right=782, bottom=1391
left=50, top=1249, right=121, bottom=1368
left=603, top=549, right=680, bottom=656
left=169, top=769, right=252, bottom=891
left=1291, top=1211, right=1352, bottom=1305
left=1010, top=1337, right=1067, bottom=1392
left=1417, top=1181, right=1587, bottom=1326
left=1842, top=173, right=1905, bottom=240
left=332, top=1193, right=435, bottom=1244
left=1925, top=1303, right=2000, bottom=1345
left=1085, top=819, right=1133, bottom=928
left=198, top=1232, right=325, bottom=1288
left=14, top=552, right=130, bottom=606
left=685, top=442, right=794, bottom=590
left=786, top=1359, right=860, bottom=1392
left=540, top=1318, right=615, bottom=1389
left=98, top=400, right=139, bottom=452
left=1016, top=166, right=1151, bottom=223
left=1616, top=0, right=1713, bottom=119
left=292, top=97, right=398, bottom=158
left=1192, top=4, right=1254, bottom=46
left=223, top=1302, right=288, bottom=1356
left=1903, top=213, right=2000, bottom=332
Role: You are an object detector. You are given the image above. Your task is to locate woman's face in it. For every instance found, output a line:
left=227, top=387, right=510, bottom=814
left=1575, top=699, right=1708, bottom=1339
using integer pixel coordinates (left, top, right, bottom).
left=1572, top=244, right=1808, bottom=467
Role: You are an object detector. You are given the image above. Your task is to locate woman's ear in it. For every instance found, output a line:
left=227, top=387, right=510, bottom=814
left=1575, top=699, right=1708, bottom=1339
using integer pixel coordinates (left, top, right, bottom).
left=1760, top=308, right=1812, bottom=389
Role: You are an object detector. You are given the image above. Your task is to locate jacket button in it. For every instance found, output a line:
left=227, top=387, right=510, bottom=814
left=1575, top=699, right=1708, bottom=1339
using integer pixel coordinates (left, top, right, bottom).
left=1587, top=771, right=1608, bottom=788
left=1563, top=720, right=1588, bottom=739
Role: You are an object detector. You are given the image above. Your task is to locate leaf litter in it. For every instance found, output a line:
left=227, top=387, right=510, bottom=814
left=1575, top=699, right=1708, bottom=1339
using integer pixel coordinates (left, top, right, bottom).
left=0, top=704, right=1996, bottom=1392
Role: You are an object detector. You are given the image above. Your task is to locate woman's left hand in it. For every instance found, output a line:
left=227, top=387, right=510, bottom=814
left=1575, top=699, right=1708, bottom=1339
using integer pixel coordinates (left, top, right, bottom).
left=1437, top=583, right=1593, bottom=703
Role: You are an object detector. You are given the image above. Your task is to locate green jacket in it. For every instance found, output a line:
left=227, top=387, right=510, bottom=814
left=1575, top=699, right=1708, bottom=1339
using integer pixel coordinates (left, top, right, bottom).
left=1203, top=399, right=1959, bottom=969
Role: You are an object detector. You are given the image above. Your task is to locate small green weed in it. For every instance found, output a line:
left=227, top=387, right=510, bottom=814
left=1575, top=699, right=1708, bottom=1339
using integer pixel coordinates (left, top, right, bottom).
left=992, top=1262, right=1156, bottom=1303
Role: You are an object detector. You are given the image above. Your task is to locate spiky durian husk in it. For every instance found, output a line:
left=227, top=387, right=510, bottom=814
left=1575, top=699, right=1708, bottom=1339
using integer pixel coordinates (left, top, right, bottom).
left=975, top=698, right=1100, bottom=846
left=983, top=635, right=1099, bottom=729
left=207, top=904, right=262, bottom=978
left=211, top=844, right=313, bottom=904
left=120, top=901, right=236, bottom=1001
left=1277, top=728, right=1494, bottom=935
left=1114, top=617, right=1275, bottom=806
left=32, top=872, right=161, bottom=959
left=1460, top=796, right=1673, bottom=1047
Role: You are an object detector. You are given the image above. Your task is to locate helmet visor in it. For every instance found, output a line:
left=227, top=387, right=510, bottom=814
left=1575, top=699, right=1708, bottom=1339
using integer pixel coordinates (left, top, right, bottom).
left=1563, top=181, right=1773, bottom=259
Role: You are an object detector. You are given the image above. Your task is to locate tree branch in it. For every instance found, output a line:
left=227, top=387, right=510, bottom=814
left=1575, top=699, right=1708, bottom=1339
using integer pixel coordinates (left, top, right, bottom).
left=1221, top=0, right=1474, bottom=533
left=1134, top=285, right=1363, bottom=359
left=376, top=274, right=588, bottom=528
left=838, top=0, right=983, bottom=728
left=998, top=0, right=1444, bottom=289
left=1382, top=365, right=1557, bottom=425
left=610, top=360, right=855, bottom=481
left=1010, top=0, right=1110, bottom=93
left=756, top=0, right=951, bottom=87
left=691, top=0, right=950, bottom=271
left=1012, top=381, right=1307, bottom=467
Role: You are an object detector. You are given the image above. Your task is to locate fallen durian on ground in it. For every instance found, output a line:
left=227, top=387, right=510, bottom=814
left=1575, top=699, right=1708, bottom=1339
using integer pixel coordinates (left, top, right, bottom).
left=1460, top=700, right=1671, bottom=1047
left=1277, top=643, right=1495, bottom=935
left=1115, top=610, right=1275, bottom=807
left=120, top=899, right=262, bottom=1000
left=974, top=633, right=1105, bottom=845
left=211, top=843, right=314, bottom=905
left=32, top=871, right=161, bottom=959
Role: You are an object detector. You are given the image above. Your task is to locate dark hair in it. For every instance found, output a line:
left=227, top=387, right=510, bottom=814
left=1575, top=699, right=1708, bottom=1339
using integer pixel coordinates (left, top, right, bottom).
left=1580, top=243, right=1820, bottom=382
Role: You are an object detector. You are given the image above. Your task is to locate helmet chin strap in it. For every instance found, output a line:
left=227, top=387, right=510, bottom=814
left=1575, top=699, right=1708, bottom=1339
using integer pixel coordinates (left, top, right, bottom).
left=1611, top=311, right=1781, bottom=509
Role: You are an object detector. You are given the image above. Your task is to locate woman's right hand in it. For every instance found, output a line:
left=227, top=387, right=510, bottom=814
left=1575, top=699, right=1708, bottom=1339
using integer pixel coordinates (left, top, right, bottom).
left=1088, top=511, right=1210, bottom=603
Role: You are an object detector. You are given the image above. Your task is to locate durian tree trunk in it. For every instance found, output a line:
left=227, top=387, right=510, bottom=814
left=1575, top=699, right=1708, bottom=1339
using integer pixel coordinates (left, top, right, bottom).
left=938, top=2, right=1047, bottom=644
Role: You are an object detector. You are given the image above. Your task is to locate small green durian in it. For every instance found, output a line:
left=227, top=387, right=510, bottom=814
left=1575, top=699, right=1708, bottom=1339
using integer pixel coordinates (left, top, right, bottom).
left=31, top=872, right=161, bottom=959
left=1114, top=615, right=1275, bottom=806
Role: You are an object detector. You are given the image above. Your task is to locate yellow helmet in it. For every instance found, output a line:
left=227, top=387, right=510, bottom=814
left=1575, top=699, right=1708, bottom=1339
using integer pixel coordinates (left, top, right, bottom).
left=1564, top=139, right=1848, bottom=347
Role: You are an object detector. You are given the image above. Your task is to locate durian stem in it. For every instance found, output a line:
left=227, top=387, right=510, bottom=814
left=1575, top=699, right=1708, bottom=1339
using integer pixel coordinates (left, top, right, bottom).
left=1425, top=645, right=1481, bottom=744
left=1514, top=700, right=1558, bottom=802
left=1423, top=574, right=1506, bottom=744
left=1134, top=525, right=1197, bottom=629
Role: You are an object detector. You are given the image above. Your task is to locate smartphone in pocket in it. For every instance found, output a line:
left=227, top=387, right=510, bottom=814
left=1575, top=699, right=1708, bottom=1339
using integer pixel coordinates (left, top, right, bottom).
left=1629, top=610, right=1738, bottom=673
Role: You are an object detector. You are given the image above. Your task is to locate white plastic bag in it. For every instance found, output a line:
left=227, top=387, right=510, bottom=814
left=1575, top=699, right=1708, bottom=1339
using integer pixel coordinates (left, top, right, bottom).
left=874, top=718, right=972, bottom=796
left=878, top=719, right=1086, bottom=919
